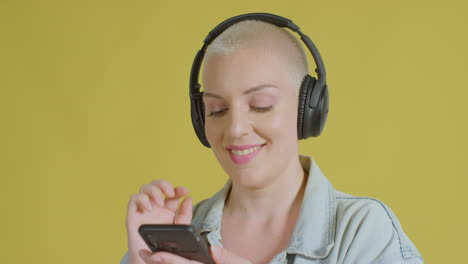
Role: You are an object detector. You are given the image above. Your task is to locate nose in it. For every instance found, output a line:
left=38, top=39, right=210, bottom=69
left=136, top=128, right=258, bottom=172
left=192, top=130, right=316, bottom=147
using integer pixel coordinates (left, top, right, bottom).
left=225, top=106, right=251, bottom=140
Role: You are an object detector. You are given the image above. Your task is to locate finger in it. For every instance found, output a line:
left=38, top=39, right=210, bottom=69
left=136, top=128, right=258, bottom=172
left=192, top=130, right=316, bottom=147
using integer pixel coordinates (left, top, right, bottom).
left=174, top=196, right=193, bottom=224
left=175, top=186, right=190, bottom=197
left=128, top=193, right=149, bottom=214
left=152, top=251, right=203, bottom=264
left=139, top=249, right=161, bottom=264
left=136, top=193, right=153, bottom=212
left=127, top=194, right=138, bottom=213
left=141, top=184, right=164, bottom=207
left=151, top=180, right=175, bottom=198
left=165, top=186, right=190, bottom=212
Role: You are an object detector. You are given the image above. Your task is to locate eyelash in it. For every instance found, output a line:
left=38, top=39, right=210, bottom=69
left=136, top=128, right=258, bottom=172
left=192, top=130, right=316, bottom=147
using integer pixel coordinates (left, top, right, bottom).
left=207, top=106, right=274, bottom=117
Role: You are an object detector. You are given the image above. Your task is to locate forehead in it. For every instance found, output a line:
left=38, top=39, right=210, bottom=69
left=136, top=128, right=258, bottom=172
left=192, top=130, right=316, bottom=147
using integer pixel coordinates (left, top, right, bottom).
left=202, top=44, right=294, bottom=96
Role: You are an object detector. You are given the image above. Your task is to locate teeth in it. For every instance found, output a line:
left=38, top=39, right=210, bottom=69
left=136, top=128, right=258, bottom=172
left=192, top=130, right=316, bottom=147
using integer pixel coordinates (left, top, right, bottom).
left=231, top=145, right=261, bottom=156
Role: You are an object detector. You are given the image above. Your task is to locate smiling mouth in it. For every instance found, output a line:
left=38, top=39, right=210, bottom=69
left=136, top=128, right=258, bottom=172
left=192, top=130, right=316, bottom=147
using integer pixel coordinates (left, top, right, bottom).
left=230, top=145, right=261, bottom=156
left=226, top=143, right=266, bottom=165
left=227, top=143, right=267, bottom=156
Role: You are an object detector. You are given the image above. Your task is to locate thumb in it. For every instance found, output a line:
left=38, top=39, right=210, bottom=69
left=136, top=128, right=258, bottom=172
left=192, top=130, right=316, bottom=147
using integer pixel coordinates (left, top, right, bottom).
left=210, top=245, right=252, bottom=264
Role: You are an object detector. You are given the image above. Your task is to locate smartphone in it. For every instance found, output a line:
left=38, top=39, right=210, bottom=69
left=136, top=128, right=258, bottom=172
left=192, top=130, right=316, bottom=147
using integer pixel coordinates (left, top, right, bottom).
left=138, top=224, right=215, bottom=264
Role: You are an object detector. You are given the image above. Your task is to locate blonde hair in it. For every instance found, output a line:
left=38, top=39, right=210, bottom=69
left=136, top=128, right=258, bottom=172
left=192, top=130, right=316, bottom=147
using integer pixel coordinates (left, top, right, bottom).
left=201, top=19, right=309, bottom=96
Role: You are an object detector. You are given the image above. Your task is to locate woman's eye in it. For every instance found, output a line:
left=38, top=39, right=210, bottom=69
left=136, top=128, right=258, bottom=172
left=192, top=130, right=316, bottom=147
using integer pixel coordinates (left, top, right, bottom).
left=252, top=105, right=274, bottom=112
left=208, top=109, right=227, bottom=117
left=207, top=106, right=273, bottom=117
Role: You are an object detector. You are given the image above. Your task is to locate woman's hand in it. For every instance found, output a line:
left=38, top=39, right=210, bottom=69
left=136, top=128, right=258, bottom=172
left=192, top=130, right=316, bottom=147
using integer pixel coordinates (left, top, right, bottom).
left=126, top=180, right=192, bottom=264
left=139, top=245, right=253, bottom=264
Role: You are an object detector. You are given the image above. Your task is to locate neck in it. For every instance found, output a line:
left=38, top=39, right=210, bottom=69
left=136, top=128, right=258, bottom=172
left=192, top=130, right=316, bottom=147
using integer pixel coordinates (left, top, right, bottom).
left=223, top=156, right=307, bottom=221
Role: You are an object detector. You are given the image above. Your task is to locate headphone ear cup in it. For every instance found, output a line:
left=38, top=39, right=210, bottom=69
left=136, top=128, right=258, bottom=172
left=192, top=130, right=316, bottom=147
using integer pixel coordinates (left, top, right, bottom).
left=315, top=84, right=329, bottom=136
left=297, top=75, right=315, bottom=139
left=190, top=92, right=211, bottom=148
left=298, top=75, right=329, bottom=139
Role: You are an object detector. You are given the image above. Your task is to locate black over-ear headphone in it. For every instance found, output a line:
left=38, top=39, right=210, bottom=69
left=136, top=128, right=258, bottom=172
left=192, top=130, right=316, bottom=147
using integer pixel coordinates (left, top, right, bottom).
left=190, top=12, right=329, bottom=148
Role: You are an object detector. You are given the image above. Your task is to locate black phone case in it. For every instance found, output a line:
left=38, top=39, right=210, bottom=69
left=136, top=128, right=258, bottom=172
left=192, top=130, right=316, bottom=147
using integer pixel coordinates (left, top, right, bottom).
left=138, top=224, right=215, bottom=264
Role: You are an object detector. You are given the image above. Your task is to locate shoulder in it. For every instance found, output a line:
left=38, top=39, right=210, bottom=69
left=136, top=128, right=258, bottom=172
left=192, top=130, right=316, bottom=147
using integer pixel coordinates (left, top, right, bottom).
left=335, top=190, right=397, bottom=227
left=191, top=197, right=212, bottom=227
left=333, top=191, right=424, bottom=263
left=190, top=184, right=228, bottom=232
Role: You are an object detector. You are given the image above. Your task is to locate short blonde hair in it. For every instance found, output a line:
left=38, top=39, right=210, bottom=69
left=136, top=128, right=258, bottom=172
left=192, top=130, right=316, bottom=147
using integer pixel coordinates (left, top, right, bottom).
left=201, top=19, right=309, bottom=96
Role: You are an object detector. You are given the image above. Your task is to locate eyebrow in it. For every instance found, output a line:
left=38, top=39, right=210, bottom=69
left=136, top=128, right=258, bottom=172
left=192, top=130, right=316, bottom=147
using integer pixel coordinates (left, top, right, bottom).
left=202, top=84, right=278, bottom=99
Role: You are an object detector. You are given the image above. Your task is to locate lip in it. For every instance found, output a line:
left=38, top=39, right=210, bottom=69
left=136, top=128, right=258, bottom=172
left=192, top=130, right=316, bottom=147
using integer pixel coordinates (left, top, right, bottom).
left=226, top=143, right=266, bottom=165
left=226, top=144, right=263, bottom=150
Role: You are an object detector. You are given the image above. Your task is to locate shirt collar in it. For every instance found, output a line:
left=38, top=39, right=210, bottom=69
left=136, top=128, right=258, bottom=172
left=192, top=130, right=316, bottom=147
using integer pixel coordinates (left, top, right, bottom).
left=286, top=154, right=336, bottom=259
left=193, top=154, right=336, bottom=259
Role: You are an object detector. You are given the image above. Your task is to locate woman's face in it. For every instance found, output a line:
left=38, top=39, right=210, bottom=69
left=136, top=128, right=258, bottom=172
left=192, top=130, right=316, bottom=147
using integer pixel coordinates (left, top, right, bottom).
left=202, top=44, right=300, bottom=188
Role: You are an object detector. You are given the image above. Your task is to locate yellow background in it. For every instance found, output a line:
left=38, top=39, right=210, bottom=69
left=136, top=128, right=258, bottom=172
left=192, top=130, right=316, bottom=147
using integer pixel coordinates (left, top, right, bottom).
left=1, top=0, right=466, bottom=263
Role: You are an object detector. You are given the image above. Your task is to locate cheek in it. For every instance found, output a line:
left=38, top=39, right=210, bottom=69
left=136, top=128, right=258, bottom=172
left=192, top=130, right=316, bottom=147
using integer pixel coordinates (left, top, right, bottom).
left=277, top=111, right=298, bottom=135
left=204, top=119, right=223, bottom=148
left=204, top=121, right=228, bottom=162
left=274, top=98, right=298, bottom=129
left=259, top=103, right=298, bottom=141
left=204, top=120, right=216, bottom=142
left=269, top=104, right=299, bottom=157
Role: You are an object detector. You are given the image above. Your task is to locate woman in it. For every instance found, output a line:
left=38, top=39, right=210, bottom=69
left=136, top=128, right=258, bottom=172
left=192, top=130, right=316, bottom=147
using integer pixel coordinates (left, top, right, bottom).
left=121, top=14, right=423, bottom=264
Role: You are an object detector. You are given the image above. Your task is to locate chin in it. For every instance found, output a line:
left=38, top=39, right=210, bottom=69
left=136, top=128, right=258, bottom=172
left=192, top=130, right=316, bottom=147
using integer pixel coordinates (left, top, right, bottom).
left=213, top=145, right=274, bottom=188
left=228, top=168, right=271, bottom=189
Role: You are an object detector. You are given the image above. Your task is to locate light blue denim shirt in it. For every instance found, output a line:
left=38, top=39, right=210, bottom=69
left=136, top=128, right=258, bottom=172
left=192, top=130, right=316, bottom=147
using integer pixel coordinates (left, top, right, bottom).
left=120, top=154, right=423, bottom=264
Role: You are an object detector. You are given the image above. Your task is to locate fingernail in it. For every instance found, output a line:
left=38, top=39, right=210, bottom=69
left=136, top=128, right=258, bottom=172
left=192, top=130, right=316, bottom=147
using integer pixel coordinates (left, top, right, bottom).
left=140, top=250, right=151, bottom=259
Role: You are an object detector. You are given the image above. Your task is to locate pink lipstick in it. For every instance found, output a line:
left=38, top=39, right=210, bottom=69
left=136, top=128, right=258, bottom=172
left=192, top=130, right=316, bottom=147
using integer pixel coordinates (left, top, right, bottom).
left=226, top=144, right=265, bottom=164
